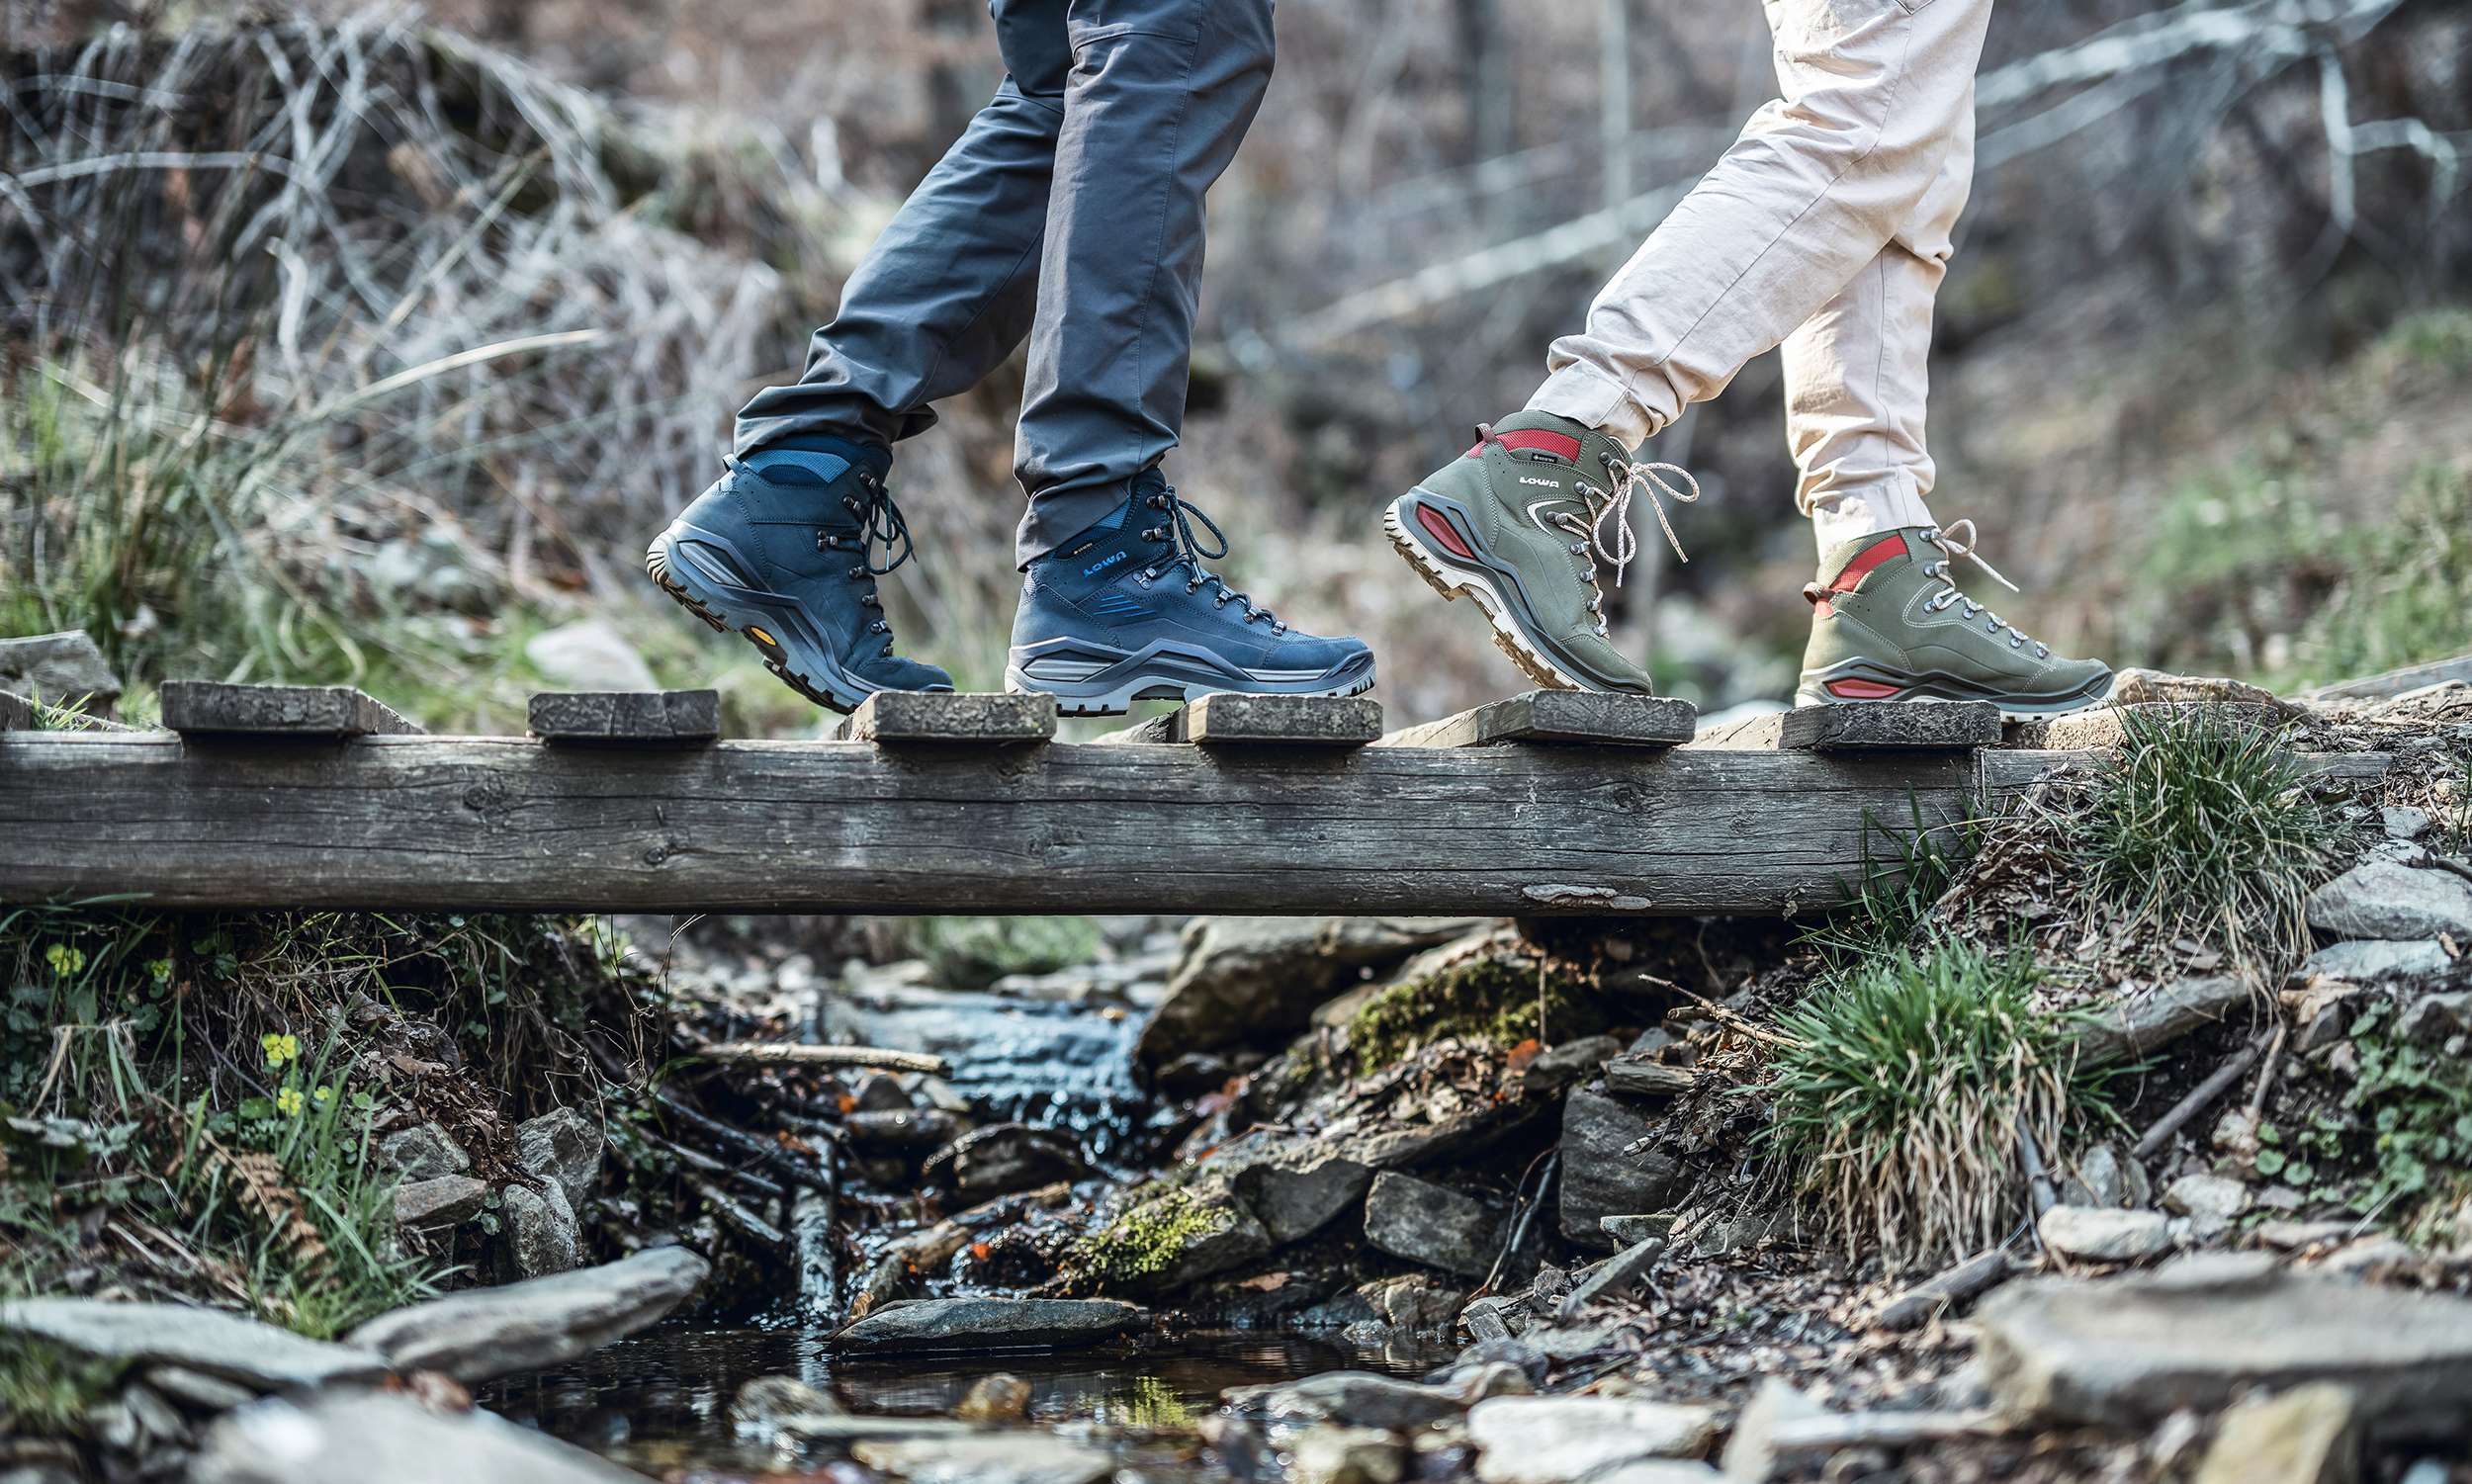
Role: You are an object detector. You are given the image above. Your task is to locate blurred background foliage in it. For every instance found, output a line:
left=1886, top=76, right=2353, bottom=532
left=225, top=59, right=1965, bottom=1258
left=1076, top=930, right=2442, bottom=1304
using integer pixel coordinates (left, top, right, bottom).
left=3, top=0, right=2467, bottom=732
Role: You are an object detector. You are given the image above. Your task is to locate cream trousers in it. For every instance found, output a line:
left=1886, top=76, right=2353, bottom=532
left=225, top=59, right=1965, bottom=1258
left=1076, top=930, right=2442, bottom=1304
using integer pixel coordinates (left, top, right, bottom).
left=1528, top=0, right=1992, bottom=551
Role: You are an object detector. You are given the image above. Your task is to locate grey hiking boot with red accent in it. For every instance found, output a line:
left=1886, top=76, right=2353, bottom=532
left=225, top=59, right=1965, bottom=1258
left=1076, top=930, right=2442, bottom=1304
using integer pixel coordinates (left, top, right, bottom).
left=1384, top=411, right=1699, bottom=693
left=1798, top=520, right=2113, bottom=719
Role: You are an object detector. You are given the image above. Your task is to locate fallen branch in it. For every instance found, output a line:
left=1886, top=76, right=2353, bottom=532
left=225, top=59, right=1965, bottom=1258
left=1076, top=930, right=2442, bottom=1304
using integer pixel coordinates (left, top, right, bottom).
left=690, top=1176, right=786, bottom=1247
left=695, top=1043, right=950, bottom=1076
left=2134, top=1032, right=2272, bottom=1159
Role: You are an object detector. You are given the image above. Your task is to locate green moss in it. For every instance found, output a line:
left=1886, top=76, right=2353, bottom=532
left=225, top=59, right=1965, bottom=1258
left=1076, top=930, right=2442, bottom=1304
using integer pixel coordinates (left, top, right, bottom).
left=907, top=917, right=1105, bottom=989
left=1345, top=958, right=1597, bottom=1076
left=1069, top=1184, right=1232, bottom=1285
left=0, top=1333, right=124, bottom=1438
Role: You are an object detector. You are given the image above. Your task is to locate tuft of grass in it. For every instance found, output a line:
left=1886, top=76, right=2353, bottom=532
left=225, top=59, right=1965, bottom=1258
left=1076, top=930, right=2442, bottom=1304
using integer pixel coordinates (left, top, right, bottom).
left=2075, top=705, right=2343, bottom=970
left=1798, top=798, right=1973, bottom=965
left=1345, top=958, right=1599, bottom=1075
left=1763, top=942, right=2115, bottom=1270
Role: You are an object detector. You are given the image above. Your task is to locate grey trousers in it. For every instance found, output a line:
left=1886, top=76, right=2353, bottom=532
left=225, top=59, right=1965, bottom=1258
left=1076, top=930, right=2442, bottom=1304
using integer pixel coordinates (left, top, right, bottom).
left=735, top=0, right=1277, bottom=567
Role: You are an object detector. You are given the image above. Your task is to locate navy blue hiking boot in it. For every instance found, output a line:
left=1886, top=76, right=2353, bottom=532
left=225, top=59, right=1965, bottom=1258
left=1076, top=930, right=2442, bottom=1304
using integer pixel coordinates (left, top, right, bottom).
left=647, top=440, right=953, bottom=713
left=1008, top=474, right=1375, bottom=716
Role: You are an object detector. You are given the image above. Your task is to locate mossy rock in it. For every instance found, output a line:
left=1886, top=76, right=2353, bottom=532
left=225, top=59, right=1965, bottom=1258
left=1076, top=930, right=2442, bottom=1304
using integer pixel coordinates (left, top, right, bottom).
left=1346, top=957, right=1601, bottom=1076
left=1068, top=1180, right=1272, bottom=1294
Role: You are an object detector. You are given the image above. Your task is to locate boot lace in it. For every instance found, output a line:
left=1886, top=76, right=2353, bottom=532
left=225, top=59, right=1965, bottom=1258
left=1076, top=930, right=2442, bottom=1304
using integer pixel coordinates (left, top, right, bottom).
left=1136, top=485, right=1287, bottom=634
left=1920, top=519, right=2049, bottom=658
left=809, top=471, right=917, bottom=659
left=1480, top=424, right=1701, bottom=639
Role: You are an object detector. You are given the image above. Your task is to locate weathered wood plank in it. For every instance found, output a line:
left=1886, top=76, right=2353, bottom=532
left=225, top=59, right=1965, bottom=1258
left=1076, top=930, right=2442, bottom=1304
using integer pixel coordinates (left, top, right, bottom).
left=160, top=681, right=423, bottom=739
left=1097, top=694, right=1381, bottom=745
left=0, top=691, right=35, bottom=732
left=0, top=631, right=122, bottom=716
left=1692, top=702, right=2000, bottom=752
left=1374, top=691, right=1697, bottom=749
left=2003, top=701, right=2286, bottom=750
left=838, top=692, right=1055, bottom=744
left=529, top=691, right=721, bottom=746
left=2303, top=652, right=2472, bottom=704
left=0, top=735, right=1981, bottom=917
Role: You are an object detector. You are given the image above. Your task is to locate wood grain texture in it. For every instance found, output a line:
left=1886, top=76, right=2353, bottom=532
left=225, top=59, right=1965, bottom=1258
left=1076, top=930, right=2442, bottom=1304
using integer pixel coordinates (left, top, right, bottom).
left=839, top=692, right=1055, bottom=743
left=161, top=682, right=423, bottom=738
left=529, top=691, right=720, bottom=745
left=1692, top=702, right=2000, bottom=752
left=0, top=735, right=1980, bottom=917
left=1096, top=694, right=1382, bottom=745
left=0, top=692, right=33, bottom=733
left=1375, top=691, right=1698, bottom=749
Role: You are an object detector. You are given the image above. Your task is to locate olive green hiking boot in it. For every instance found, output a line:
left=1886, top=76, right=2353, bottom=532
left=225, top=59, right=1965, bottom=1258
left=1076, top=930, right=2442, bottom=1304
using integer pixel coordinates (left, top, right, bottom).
left=1799, top=521, right=2113, bottom=719
left=1384, top=412, right=1699, bottom=693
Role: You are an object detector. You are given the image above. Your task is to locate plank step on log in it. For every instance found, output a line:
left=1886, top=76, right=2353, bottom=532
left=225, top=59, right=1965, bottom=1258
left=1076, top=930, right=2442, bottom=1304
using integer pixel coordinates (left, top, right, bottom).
left=2001, top=700, right=2288, bottom=750
left=1099, top=693, right=1383, bottom=746
left=1374, top=690, right=1698, bottom=749
left=1690, top=701, right=2001, bottom=752
left=529, top=690, right=721, bottom=747
left=160, top=681, right=423, bottom=739
left=835, top=691, right=1055, bottom=744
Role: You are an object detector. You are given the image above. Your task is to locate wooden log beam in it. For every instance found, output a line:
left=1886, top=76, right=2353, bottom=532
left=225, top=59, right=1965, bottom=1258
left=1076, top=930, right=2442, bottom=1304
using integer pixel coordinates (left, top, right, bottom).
left=0, top=733, right=1984, bottom=917
left=529, top=690, right=720, bottom=746
left=1374, top=691, right=1697, bottom=749
left=161, top=682, right=422, bottom=739
left=1098, top=694, right=1383, bottom=746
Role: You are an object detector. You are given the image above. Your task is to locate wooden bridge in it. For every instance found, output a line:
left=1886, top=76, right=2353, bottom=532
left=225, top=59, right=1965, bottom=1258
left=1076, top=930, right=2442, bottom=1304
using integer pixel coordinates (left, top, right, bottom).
left=0, top=681, right=2386, bottom=917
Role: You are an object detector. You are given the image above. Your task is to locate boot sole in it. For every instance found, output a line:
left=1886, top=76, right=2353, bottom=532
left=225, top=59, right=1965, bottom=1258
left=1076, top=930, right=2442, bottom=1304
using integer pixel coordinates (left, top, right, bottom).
left=1385, top=492, right=1640, bottom=694
left=647, top=523, right=939, bottom=716
left=1798, top=658, right=2116, bottom=723
left=1007, top=639, right=1376, bottom=718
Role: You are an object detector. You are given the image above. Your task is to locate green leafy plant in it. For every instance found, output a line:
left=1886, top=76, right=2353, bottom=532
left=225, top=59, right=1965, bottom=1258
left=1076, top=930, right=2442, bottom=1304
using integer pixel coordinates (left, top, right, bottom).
left=2340, top=1000, right=2472, bottom=1236
left=1762, top=942, right=2117, bottom=1269
left=2075, top=704, right=2343, bottom=969
left=1798, top=797, right=1973, bottom=965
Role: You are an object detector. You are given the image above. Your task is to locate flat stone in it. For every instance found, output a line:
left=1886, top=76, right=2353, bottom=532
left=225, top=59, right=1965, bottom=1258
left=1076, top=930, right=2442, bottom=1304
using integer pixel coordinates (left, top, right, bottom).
left=2385, top=806, right=2433, bottom=840
left=0, top=689, right=34, bottom=730
left=527, top=690, right=719, bottom=746
left=1466, top=1396, right=1720, bottom=1483
left=1225, top=1370, right=1469, bottom=1430
left=1599, top=1213, right=1680, bottom=1246
left=843, top=691, right=1055, bottom=743
left=851, top=1434, right=1115, bottom=1484
left=2163, top=1174, right=2250, bottom=1226
left=394, top=1175, right=487, bottom=1231
left=2192, top=1384, right=2359, bottom=1484
left=0, top=1299, right=386, bottom=1392
left=1232, top=1154, right=1373, bottom=1246
left=142, top=1365, right=258, bottom=1413
left=832, top=1297, right=1148, bottom=1353
left=190, top=1392, right=638, bottom=1484
left=1376, top=691, right=1697, bottom=749
left=524, top=619, right=658, bottom=693
left=1978, top=1262, right=2472, bottom=1431
left=1559, top=1086, right=1687, bottom=1251
left=1134, top=917, right=1486, bottom=1068
left=1290, top=1426, right=1408, bottom=1484
left=0, top=632, right=120, bottom=712
left=347, top=1247, right=708, bottom=1383
left=161, top=681, right=420, bottom=738
left=2307, top=860, right=2472, bottom=941
left=1364, top=1171, right=1505, bottom=1278
left=2297, top=939, right=2456, bottom=985
left=515, top=1108, right=602, bottom=1210
left=1523, top=1034, right=1623, bottom=1092
left=1564, top=1236, right=1664, bottom=1310
left=2071, top=976, right=2254, bottom=1065
left=2037, top=1205, right=2176, bottom=1263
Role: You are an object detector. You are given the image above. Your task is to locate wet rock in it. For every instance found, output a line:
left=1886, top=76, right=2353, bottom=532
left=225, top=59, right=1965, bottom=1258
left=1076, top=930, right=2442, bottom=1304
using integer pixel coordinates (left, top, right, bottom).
left=847, top=1107, right=972, bottom=1153
left=525, top=618, right=658, bottom=693
left=502, top=1182, right=580, bottom=1277
left=956, top=1373, right=1032, bottom=1423
left=1978, top=1258, right=2472, bottom=1430
left=2307, top=860, right=2472, bottom=941
left=1291, top=1427, right=1408, bottom=1484
left=2037, top=1205, right=2175, bottom=1263
left=2072, top=977, right=2253, bottom=1065
left=0, top=1298, right=386, bottom=1392
left=1524, top=1036, right=1623, bottom=1092
left=1559, top=1087, right=1687, bottom=1251
left=1135, top=917, right=1489, bottom=1067
left=732, top=1374, right=845, bottom=1440
left=853, top=1434, right=1116, bottom=1484
left=2191, top=1384, right=2358, bottom=1484
left=1226, top=1371, right=1469, bottom=1431
left=190, top=1392, right=638, bottom=1484
left=922, top=1123, right=1090, bottom=1196
left=1364, top=1171, right=1505, bottom=1279
left=514, top=1108, right=602, bottom=1210
left=853, top=1073, right=914, bottom=1112
left=833, top=1297, right=1147, bottom=1353
left=395, top=1175, right=487, bottom=1232
left=1466, top=1396, right=1719, bottom=1483
left=1353, top=1274, right=1467, bottom=1335
left=2298, top=939, right=2456, bottom=985
left=0, top=631, right=120, bottom=711
left=349, top=1246, right=706, bottom=1383
left=1234, top=1154, right=1374, bottom=1245
left=2163, top=1174, right=2250, bottom=1233
left=378, top=1123, right=470, bottom=1181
